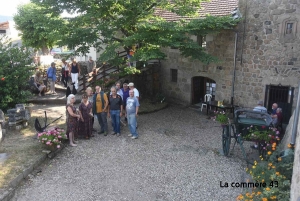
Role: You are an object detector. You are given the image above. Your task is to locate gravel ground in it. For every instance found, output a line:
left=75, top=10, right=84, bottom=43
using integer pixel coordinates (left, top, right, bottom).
left=11, top=105, right=250, bottom=201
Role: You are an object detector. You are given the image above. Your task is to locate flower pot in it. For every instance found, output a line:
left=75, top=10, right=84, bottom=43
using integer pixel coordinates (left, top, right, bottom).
left=43, top=144, right=58, bottom=152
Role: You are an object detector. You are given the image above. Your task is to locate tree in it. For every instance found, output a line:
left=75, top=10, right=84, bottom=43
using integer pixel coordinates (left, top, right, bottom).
left=14, top=3, right=65, bottom=55
left=0, top=36, right=34, bottom=111
left=32, top=0, right=239, bottom=64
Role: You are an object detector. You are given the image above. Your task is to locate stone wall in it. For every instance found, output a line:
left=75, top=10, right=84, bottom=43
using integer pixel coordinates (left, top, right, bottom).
left=160, top=0, right=300, bottom=109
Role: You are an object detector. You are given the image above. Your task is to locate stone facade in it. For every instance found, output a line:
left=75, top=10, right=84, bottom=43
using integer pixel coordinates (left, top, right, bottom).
left=160, top=0, right=300, bottom=110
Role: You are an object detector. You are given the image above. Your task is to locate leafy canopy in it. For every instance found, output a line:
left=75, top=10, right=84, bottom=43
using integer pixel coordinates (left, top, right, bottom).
left=0, top=36, right=34, bottom=111
left=32, top=0, right=239, bottom=64
left=13, top=3, right=65, bottom=54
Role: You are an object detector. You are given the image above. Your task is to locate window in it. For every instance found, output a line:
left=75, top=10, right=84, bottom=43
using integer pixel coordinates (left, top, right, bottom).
left=170, top=69, right=178, bottom=82
left=286, top=23, right=293, bottom=34
left=206, top=82, right=216, bottom=100
left=197, top=35, right=206, bottom=48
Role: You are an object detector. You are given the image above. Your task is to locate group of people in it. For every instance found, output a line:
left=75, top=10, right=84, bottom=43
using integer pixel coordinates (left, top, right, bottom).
left=251, top=101, right=283, bottom=149
left=34, top=56, right=97, bottom=95
left=65, top=82, right=140, bottom=147
left=253, top=100, right=283, bottom=127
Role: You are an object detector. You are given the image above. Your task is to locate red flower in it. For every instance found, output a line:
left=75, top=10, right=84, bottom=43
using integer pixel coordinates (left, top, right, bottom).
left=1, top=77, right=5, bottom=81
left=261, top=125, right=266, bottom=129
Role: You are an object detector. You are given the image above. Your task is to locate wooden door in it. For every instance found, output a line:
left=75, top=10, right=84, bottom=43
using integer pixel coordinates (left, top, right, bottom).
left=192, top=77, right=202, bottom=104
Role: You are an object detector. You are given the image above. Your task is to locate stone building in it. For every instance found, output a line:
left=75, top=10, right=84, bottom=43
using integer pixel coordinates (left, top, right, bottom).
left=160, top=0, right=300, bottom=123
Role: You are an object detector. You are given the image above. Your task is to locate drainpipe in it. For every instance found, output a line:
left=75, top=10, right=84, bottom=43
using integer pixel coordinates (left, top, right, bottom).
left=291, top=81, right=300, bottom=145
left=231, top=32, right=238, bottom=106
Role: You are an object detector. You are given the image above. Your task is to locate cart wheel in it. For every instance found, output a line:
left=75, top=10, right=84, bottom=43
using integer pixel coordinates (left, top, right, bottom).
left=222, top=125, right=231, bottom=156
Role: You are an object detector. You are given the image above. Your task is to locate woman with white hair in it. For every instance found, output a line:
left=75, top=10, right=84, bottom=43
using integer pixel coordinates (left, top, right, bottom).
left=66, top=94, right=80, bottom=147
left=86, top=87, right=96, bottom=131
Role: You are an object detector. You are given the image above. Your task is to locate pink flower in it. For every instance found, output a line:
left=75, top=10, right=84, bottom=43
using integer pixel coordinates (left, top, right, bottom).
left=58, top=135, right=62, bottom=138
left=276, top=131, right=280, bottom=134
left=57, top=145, right=60, bottom=148
left=46, top=141, right=51, bottom=145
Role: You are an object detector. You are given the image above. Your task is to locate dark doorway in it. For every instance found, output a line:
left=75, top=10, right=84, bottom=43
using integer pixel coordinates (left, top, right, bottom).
left=192, top=76, right=216, bottom=104
left=264, top=85, right=294, bottom=124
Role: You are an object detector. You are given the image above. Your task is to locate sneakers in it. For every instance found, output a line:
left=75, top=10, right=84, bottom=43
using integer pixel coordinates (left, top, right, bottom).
left=131, top=136, right=138, bottom=139
left=98, top=131, right=104, bottom=134
left=128, top=134, right=132, bottom=137
left=111, top=132, right=116, bottom=135
left=116, top=133, right=120, bottom=137
left=104, top=132, right=107, bottom=136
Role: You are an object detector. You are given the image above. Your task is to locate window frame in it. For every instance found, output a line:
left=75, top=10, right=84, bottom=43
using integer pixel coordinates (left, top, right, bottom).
left=170, top=69, right=178, bottom=83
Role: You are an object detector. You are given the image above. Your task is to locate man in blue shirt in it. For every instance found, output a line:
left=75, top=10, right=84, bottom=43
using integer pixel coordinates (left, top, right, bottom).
left=126, top=89, right=140, bottom=139
left=47, top=62, right=57, bottom=94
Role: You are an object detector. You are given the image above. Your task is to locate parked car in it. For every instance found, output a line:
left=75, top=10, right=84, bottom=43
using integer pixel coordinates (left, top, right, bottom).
left=50, top=48, right=62, bottom=55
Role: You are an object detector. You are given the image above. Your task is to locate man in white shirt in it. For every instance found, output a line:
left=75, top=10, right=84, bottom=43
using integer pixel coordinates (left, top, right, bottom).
left=110, top=81, right=123, bottom=100
left=128, top=82, right=139, bottom=100
left=253, top=100, right=267, bottom=113
left=128, top=82, right=139, bottom=128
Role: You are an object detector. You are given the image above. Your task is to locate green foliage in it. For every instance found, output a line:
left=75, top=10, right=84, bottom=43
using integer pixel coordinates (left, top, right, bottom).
left=32, top=0, right=240, bottom=65
left=0, top=36, right=34, bottom=112
left=237, top=146, right=294, bottom=201
left=13, top=3, right=65, bottom=54
left=212, top=111, right=229, bottom=124
left=244, top=126, right=279, bottom=142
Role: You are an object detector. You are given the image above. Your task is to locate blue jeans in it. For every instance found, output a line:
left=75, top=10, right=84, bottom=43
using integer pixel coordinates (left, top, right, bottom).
left=127, top=113, right=138, bottom=137
left=96, top=112, right=108, bottom=132
left=110, top=110, right=120, bottom=133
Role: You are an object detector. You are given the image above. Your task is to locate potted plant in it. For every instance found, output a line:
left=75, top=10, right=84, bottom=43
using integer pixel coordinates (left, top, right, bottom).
left=212, top=110, right=229, bottom=127
left=37, top=128, right=67, bottom=151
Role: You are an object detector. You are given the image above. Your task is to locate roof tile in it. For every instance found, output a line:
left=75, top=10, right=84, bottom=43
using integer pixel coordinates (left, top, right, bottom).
left=155, top=0, right=238, bottom=21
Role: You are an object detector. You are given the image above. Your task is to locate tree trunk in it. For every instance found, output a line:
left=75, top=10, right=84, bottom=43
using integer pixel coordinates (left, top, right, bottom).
left=41, top=46, right=49, bottom=55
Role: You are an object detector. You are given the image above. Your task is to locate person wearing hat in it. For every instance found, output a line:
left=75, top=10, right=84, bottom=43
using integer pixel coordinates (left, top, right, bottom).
left=128, top=82, right=139, bottom=100
left=128, top=82, right=139, bottom=128
left=47, top=62, right=57, bottom=94
left=253, top=100, right=267, bottom=113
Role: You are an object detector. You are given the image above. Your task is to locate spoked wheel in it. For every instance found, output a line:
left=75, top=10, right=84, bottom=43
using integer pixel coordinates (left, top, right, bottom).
left=222, top=125, right=231, bottom=156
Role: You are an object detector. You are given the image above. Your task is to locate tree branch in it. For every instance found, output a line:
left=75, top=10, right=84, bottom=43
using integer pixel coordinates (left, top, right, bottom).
left=111, top=36, right=123, bottom=43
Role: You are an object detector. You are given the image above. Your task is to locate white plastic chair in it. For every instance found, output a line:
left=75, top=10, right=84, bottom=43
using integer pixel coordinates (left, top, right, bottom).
left=201, top=94, right=212, bottom=111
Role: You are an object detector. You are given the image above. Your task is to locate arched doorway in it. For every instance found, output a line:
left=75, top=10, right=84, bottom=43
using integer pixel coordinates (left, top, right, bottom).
left=191, top=76, right=216, bottom=104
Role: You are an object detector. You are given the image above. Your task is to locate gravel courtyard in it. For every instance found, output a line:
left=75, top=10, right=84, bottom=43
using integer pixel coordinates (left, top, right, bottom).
left=12, top=105, right=248, bottom=201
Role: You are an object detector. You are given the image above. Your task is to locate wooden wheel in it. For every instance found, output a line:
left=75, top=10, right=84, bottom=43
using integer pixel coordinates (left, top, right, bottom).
left=222, top=125, right=231, bottom=156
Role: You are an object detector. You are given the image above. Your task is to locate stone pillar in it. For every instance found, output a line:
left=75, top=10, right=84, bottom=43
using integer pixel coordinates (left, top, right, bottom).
left=0, top=109, right=5, bottom=142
